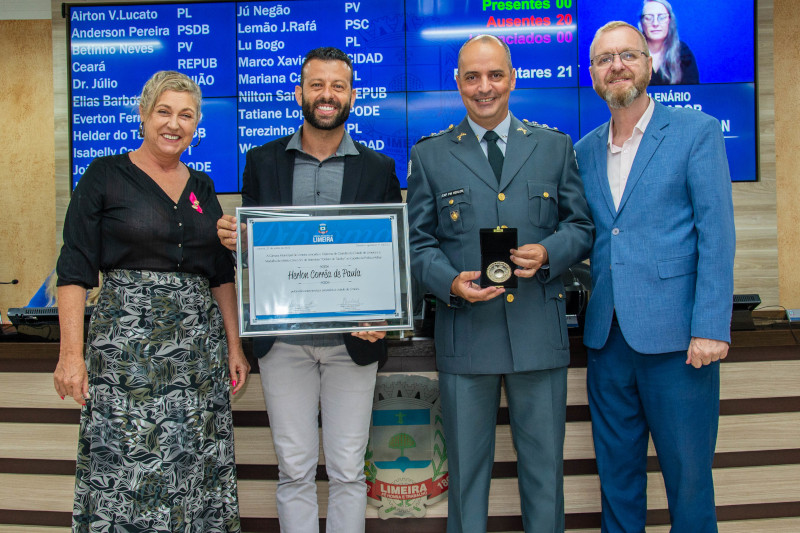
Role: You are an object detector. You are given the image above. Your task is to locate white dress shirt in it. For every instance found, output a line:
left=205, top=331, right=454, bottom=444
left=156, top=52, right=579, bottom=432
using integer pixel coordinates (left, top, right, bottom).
left=606, top=97, right=655, bottom=211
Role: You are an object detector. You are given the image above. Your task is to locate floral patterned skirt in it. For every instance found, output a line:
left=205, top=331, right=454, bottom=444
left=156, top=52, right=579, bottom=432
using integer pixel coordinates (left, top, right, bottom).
left=73, top=270, right=241, bottom=532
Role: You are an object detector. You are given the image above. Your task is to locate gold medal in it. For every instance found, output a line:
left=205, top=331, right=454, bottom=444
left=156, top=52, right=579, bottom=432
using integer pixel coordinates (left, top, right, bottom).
left=487, top=261, right=512, bottom=283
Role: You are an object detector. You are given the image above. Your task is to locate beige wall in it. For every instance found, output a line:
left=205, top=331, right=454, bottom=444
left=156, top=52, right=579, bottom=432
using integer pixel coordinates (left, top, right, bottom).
left=0, top=1, right=796, bottom=313
left=732, top=0, right=779, bottom=306
left=774, top=0, right=800, bottom=308
left=0, top=19, right=56, bottom=313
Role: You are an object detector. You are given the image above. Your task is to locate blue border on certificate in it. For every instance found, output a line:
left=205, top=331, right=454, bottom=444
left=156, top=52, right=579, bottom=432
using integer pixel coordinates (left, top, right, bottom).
left=252, top=218, right=393, bottom=247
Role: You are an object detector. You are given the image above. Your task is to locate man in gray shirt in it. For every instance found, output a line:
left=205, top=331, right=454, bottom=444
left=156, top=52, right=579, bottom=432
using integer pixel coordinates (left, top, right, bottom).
left=217, top=47, right=401, bottom=533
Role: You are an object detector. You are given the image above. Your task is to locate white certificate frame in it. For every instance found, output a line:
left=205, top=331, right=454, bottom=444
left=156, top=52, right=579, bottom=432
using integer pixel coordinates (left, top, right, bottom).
left=236, top=204, right=413, bottom=337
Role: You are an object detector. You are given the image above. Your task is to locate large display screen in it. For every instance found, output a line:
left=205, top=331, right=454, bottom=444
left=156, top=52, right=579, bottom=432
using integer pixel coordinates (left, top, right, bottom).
left=66, top=0, right=757, bottom=191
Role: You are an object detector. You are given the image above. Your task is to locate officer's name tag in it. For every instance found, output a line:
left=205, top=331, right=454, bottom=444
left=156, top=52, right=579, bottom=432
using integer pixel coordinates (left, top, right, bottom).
left=440, top=189, right=464, bottom=199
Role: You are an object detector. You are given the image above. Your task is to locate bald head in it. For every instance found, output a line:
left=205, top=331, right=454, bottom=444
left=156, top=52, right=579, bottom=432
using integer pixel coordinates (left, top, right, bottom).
left=457, top=35, right=513, bottom=77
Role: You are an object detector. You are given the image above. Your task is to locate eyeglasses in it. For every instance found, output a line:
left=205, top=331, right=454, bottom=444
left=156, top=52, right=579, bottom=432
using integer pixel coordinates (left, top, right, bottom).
left=590, top=50, right=649, bottom=68
left=641, top=13, right=669, bottom=24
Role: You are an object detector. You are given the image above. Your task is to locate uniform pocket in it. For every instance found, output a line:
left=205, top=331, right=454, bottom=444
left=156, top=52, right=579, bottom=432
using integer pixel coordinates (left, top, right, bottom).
left=528, top=181, right=558, bottom=229
left=437, top=187, right=475, bottom=234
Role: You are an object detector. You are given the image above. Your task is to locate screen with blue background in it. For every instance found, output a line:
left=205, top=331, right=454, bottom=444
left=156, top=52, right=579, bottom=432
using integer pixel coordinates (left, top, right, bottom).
left=67, top=0, right=758, bottom=189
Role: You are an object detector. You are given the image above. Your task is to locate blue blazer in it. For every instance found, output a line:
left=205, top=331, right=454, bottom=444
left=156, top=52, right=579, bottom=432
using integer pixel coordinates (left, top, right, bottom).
left=408, top=114, right=593, bottom=374
left=575, top=101, right=735, bottom=354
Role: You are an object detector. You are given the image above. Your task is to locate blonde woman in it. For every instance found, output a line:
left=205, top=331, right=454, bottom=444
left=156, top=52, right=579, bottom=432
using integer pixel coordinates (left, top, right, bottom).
left=54, top=71, right=248, bottom=532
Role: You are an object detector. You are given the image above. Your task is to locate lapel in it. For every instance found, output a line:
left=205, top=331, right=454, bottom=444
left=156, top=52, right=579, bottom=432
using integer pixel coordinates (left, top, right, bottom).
left=275, top=137, right=295, bottom=205
left=501, top=114, right=538, bottom=191
left=448, top=118, right=499, bottom=191
left=340, top=145, right=364, bottom=204
left=592, top=122, right=617, bottom=216
left=616, top=101, right=668, bottom=215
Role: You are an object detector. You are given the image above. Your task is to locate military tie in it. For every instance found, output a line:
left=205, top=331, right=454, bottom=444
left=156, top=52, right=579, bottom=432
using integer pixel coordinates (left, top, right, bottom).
left=483, top=130, right=504, bottom=183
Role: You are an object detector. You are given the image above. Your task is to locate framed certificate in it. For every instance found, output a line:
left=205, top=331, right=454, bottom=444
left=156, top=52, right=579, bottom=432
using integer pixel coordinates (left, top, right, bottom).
left=236, top=204, right=413, bottom=336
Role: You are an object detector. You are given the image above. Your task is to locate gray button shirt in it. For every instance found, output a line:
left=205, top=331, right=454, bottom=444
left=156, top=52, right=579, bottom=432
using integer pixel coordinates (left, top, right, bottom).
left=281, top=127, right=361, bottom=348
left=288, top=127, right=360, bottom=206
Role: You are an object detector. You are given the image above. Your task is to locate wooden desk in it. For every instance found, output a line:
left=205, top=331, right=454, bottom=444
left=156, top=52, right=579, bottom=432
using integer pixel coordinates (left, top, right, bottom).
left=1, top=325, right=798, bottom=532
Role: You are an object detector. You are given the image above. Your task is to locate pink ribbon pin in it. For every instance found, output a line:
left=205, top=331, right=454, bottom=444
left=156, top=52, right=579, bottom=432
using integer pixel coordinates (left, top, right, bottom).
left=189, top=192, right=203, bottom=214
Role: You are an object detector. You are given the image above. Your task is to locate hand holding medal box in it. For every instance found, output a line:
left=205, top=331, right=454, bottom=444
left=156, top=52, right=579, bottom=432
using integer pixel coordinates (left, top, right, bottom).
left=479, top=227, right=518, bottom=289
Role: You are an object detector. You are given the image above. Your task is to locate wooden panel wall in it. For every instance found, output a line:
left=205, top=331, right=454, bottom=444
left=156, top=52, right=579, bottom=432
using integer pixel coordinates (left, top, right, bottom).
left=1, top=334, right=799, bottom=531
left=731, top=0, right=779, bottom=305
left=774, top=0, right=800, bottom=308
left=45, top=0, right=792, bottom=309
left=0, top=19, right=56, bottom=313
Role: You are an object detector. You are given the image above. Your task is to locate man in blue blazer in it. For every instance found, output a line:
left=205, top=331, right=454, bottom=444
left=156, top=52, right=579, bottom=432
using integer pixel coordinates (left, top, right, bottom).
left=407, top=35, right=593, bottom=532
left=574, top=22, right=735, bottom=532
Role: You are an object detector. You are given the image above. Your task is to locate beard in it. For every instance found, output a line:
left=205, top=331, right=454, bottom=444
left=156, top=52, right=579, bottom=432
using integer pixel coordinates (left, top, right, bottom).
left=301, top=95, right=351, bottom=130
left=596, top=73, right=649, bottom=109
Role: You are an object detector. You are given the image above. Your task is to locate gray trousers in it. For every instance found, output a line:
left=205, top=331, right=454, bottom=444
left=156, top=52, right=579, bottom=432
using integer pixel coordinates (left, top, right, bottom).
left=258, top=341, right=378, bottom=533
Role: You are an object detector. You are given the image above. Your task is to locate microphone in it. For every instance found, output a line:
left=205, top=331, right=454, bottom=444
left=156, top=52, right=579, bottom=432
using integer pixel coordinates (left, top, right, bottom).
left=0, top=279, right=18, bottom=285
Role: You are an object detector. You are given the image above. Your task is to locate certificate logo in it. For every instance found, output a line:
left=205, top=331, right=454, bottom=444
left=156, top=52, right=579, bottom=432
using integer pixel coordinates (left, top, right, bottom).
left=313, top=222, right=334, bottom=243
left=366, top=375, right=448, bottom=519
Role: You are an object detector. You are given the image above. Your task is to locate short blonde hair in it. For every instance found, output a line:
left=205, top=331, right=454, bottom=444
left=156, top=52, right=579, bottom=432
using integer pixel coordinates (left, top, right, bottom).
left=590, top=21, right=649, bottom=59
left=139, top=70, right=202, bottom=122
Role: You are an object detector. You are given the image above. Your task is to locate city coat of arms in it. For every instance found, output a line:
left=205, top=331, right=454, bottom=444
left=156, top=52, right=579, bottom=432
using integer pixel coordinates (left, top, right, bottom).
left=365, top=374, right=448, bottom=519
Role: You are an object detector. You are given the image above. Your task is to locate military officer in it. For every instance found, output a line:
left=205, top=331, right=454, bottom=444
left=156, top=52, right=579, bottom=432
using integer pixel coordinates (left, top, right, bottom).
left=406, top=35, right=594, bottom=532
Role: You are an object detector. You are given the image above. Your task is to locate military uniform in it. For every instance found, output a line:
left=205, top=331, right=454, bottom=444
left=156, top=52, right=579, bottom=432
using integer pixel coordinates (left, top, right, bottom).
left=407, top=112, right=593, bottom=532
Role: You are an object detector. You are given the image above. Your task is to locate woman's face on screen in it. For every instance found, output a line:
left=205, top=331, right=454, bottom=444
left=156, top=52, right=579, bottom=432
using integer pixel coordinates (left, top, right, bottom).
left=641, top=2, right=670, bottom=44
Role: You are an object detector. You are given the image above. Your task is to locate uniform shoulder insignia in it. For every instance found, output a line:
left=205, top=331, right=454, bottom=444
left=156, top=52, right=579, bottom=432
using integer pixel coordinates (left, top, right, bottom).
left=417, top=124, right=455, bottom=143
left=522, top=118, right=565, bottom=135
